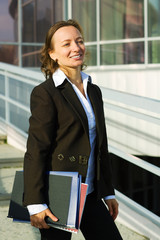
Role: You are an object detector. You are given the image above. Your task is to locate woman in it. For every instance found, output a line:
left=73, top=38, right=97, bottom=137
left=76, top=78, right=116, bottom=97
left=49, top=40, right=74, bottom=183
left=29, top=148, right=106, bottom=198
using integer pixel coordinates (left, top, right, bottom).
left=23, top=19, right=122, bottom=240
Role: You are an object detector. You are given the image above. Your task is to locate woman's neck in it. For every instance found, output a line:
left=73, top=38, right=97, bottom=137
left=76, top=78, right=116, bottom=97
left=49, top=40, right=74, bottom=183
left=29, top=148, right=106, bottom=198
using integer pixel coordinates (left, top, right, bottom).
left=60, top=67, right=82, bottom=84
left=60, top=66, right=86, bottom=98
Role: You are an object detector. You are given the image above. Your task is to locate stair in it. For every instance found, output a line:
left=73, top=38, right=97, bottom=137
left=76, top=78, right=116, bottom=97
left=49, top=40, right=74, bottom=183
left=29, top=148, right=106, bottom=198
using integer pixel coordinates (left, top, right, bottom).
left=0, top=141, right=24, bottom=205
left=0, top=134, right=7, bottom=144
left=0, top=143, right=24, bottom=168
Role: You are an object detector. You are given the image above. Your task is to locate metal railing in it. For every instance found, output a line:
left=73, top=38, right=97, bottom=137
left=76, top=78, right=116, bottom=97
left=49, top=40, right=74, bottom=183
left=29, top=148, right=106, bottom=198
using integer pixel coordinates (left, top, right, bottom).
left=0, top=62, right=44, bottom=135
left=0, top=62, right=160, bottom=231
left=100, top=86, right=160, bottom=229
left=102, top=87, right=160, bottom=124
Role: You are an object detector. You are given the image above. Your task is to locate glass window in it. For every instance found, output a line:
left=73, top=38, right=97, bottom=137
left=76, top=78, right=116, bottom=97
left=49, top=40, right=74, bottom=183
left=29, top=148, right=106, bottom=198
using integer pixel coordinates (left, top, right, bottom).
left=0, top=74, right=5, bottom=95
left=22, top=0, right=64, bottom=43
left=148, top=0, right=160, bottom=37
left=0, top=45, right=18, bottom=65
left=100, top=42, right=144, bottom=65
left=53, top=0, right=64, bottom=22
left=148, top=40, right=160, bottom=63
left=22, top=46, right=41, bottom=67
left=100, top=0, right=144, bottom=40
left=22, top=1, right=35, bottom=42
left=37, top=0, right=52, bottom=43
left=22, top=0, right=30, bottom=3
left=72, top=0, right=96, bottom=42
left=85, top=45, right=97, bottom=66
left=36, top=0, right=64, bottom=43
left=0, top=0, right=18, bottom=42
left=0, top=99, right=5, bottom=120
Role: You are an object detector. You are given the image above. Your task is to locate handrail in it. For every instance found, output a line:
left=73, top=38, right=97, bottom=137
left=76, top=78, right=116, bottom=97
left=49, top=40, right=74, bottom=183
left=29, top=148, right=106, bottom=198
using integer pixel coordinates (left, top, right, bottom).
left=101, top=86, right=160, bottom=114
left=0, top=62, right=44, bottom=82
left=104, top=101, right=160, bottom=125
left=109, top=145, right=160, bottom=177
left=115, top=190, right=160, bottom=227
left=108, top=145, right=160, bottom=226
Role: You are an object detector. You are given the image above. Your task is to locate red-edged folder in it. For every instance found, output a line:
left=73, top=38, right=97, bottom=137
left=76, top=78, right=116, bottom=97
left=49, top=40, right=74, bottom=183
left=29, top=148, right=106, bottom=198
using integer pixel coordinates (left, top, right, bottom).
left=8, top=171, right=88, bottom=233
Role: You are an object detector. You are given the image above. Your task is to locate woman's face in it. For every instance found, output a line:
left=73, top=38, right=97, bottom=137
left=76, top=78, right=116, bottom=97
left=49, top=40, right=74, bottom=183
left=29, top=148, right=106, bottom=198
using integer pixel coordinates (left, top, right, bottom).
left=49, top=26, right=85, bottom=71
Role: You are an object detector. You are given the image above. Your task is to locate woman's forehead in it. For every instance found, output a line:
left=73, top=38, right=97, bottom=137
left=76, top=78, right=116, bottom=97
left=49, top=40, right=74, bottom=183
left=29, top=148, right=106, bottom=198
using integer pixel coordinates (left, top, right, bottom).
left=52, top=26, right=82, bottom=42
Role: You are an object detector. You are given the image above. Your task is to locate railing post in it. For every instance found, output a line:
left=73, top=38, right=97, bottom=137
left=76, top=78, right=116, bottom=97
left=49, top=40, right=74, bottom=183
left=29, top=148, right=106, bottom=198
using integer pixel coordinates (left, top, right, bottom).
left=4, top=71, right=9, bottom=124
left=18, top=0, right=22, bottom=67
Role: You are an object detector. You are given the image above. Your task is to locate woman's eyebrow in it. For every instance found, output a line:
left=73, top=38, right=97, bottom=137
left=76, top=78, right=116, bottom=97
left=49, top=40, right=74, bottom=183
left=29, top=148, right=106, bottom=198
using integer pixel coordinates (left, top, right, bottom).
left=61, top=37, right=83, bottom=43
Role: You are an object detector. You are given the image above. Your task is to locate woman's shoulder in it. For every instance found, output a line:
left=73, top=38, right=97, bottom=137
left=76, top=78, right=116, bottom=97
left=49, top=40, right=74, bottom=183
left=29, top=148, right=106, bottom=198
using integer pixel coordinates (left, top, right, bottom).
left=36, top=77, right=55, bottom=89
left=32, top=78, right=56, bottom=95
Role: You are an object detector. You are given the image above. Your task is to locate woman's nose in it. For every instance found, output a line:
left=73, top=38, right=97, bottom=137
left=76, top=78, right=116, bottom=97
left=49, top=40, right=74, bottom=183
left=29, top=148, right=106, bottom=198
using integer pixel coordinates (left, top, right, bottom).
left=72, top=41, right=80, bottom=51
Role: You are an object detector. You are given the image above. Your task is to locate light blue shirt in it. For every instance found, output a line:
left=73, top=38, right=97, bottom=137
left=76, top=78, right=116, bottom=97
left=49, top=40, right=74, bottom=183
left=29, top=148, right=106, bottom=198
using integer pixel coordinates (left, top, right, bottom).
left=27, top=69, right=114, bottom=215
left=54, top=69, right=96, bottom=194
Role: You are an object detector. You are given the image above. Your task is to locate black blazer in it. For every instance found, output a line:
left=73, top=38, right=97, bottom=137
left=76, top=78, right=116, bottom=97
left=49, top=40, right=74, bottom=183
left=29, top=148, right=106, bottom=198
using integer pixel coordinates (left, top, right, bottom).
left=23, top=77, right=115, bottom=206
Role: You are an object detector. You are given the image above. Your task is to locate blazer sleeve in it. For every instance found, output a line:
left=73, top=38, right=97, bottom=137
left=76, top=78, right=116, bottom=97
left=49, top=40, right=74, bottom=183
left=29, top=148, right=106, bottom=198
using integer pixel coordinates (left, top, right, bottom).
left=23, top=84, right=57, bottom=206
left=93, top=85, right=115, bottom=198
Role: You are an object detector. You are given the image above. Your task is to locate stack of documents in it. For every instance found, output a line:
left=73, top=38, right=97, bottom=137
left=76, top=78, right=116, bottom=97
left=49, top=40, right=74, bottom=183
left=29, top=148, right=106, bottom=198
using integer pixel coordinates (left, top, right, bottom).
left=8, top=171, right=88, bottom=233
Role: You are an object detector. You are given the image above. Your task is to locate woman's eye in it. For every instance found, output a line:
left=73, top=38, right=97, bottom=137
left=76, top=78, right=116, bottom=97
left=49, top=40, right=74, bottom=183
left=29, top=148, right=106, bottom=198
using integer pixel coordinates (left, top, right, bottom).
left=63, top=43, right=70, bottom=47
left=78, top=40, right=84, bottom=44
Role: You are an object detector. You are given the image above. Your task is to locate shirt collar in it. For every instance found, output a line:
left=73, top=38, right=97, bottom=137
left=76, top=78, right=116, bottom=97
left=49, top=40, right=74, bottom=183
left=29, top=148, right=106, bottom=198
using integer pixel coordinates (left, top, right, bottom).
left=52, top=68, right=91, bottom=87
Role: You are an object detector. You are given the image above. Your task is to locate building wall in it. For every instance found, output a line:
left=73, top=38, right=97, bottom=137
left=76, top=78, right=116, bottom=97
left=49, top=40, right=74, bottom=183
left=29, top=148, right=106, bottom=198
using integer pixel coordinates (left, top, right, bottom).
left=87, top=66, right=160, bottom=100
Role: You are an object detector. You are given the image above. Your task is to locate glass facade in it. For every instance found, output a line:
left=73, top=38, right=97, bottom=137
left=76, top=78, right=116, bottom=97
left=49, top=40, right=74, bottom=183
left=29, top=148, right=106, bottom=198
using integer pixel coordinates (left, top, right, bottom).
left=101, top=0, right=144, bottom=40
left=0, top=0, right=160, bottom=67
left=72, top=0, right=97, bottom=42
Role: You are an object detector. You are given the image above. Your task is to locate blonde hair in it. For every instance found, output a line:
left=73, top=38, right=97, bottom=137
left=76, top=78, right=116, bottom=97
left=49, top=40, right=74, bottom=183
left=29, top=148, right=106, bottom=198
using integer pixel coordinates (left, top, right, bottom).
left=40, top=19, right=86, bottom=79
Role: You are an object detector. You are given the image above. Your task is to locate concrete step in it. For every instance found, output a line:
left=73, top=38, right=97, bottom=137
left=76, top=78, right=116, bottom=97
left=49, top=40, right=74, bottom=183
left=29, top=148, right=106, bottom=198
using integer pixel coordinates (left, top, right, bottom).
left=115, top=222, right=149, bottom=240
left=0, top=135, right=7, bottom=144
left=0, top=193, right=11, bottom=201
left=0, top=144, right=24, bottom=168
left=0, top=158, right=23, bottom=168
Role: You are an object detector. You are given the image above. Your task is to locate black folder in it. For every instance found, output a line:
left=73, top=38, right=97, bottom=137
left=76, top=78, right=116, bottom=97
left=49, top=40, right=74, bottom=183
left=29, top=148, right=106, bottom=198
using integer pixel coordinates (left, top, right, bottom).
left=8, top=171, right=87, bottom=232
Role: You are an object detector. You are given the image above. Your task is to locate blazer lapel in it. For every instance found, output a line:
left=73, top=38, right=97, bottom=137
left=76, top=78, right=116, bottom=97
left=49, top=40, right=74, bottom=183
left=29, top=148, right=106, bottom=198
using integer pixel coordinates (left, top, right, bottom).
left=87, top=82, right=104, bottom=146
left=57, top=79, right=89, bottom=138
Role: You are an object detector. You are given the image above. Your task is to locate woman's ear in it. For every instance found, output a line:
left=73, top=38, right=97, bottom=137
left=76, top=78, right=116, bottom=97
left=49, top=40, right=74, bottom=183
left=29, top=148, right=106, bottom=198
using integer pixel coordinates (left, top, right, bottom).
left=48, top=50, right=55, bottom=60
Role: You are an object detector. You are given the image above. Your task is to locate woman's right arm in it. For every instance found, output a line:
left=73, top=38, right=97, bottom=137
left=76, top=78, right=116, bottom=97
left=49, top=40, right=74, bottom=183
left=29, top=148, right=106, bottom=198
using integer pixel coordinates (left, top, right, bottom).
left=23, top=84, right=58, bottom=227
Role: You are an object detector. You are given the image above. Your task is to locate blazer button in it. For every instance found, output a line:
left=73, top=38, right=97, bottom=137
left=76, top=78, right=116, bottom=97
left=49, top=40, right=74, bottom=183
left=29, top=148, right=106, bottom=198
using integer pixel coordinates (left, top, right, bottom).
left=58, top=154, right=64, bottom=161
left=69, top=156, right=76, bottom=162
left=79, top=155, right=88, bottom=165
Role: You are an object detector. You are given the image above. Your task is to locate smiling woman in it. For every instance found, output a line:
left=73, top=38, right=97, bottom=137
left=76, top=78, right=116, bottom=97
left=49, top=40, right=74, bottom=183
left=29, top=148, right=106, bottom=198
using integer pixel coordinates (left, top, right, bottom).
left=23, top=19, right=122, bottom=240
left=41, top=19, right=86, bottom=80
left=49, top=26, right=85, bottom=77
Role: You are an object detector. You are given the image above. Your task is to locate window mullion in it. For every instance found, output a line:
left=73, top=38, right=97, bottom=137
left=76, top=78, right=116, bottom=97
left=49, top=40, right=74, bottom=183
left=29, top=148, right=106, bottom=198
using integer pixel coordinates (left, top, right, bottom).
left=97, top=0, right=100, bottom=66
left=144, top=0, right=148, bottom=66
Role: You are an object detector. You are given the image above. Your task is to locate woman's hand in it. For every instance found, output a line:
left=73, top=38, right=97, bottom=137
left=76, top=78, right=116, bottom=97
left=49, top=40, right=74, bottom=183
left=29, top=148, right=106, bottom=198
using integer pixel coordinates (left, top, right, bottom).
left=104, top=199, right=119, bottom=221
left=30, top=208, right=58, bottom=229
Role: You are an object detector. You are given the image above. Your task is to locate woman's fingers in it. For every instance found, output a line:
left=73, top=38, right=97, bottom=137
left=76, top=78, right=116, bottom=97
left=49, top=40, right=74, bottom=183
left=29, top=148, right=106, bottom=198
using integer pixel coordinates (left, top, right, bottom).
left=104, top=199, right=119, bottom=221
left=30, top=208, right=58, bottom=229
left=45, top=208, right=58, bottom=222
